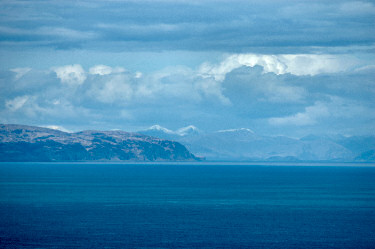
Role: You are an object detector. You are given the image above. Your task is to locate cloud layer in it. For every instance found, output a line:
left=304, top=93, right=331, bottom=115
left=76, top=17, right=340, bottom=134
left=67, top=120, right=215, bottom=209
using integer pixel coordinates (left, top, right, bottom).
left=0, top=1, right=373, bottom=136
left=1, top=53, right=374, bottom=136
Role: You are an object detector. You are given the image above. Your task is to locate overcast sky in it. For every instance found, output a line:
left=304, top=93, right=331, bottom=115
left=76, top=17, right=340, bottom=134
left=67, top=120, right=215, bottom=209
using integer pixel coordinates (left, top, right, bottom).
left=0, top=0, right=374, bottom=136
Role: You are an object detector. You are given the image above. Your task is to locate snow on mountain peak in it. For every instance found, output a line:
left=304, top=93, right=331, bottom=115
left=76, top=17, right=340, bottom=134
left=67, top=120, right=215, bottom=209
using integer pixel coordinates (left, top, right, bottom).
left=147, top=125, right=175, bottom=134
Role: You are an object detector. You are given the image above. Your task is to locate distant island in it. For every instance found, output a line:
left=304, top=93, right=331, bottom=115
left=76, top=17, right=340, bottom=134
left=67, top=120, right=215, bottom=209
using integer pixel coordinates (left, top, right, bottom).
left=0, top=124, right=201, bottom=162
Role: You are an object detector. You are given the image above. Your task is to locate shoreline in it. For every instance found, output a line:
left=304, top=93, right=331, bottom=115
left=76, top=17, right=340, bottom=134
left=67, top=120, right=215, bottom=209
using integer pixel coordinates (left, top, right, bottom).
left=1, top=161, right=374, bottom=167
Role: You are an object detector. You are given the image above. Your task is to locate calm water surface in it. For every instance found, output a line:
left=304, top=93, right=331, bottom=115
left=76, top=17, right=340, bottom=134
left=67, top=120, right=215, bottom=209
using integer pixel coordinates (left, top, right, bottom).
left=0, top=163, right=374, bottom=248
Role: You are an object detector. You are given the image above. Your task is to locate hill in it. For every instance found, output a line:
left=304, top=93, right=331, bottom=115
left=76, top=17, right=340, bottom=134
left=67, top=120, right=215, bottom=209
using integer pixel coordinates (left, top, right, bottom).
left=0, top=124, right=200, bottom=162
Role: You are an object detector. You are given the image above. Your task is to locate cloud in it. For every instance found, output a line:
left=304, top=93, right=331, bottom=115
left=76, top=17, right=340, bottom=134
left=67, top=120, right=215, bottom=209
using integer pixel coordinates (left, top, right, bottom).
left=53, top=64, right=86, bottom=85
left=89, top=65, right=113, bottom=75
left=5, top=95, right=29, bottom=111
left=1, top=0, right=374, bottom=53
left=268, top=96, right=373, bottom=127
left=10, top=67, right=31, bottom=80
left=326, top=96, right=373, bottom=119
left=340, top=1, right=375, bottom=15
left=37, top=27, right=97, bottom=40
left=199, top=54, right=356, bottom=81
left=269, top=101, right=330, bottom=126
left=89, top=65, right=126, bottom=75
left=263, top=83, right=306, bottom=103
left=0, top=25, right=96, bottom=40
left=1, top=57, right=374, bottom=136
left=207, top=63, right=307, bottom=105
left=88, top=74, right=133, bottom=103
left=354, top=64, right=375, bottom=72
left=134, top=71, right=142, bottom=78
left=195, top=77, right=231, bottom=105
left=278, top=54, right=354, bottom=76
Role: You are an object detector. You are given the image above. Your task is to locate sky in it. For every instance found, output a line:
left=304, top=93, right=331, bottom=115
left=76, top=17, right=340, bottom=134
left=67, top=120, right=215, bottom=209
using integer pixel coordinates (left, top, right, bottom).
left=0, top=0, right=374, bottom=137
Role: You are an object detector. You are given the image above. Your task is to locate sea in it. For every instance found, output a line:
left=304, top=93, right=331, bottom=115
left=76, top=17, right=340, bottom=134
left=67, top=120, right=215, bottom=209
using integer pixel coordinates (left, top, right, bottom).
left=0, top=162, right=374, bottom=249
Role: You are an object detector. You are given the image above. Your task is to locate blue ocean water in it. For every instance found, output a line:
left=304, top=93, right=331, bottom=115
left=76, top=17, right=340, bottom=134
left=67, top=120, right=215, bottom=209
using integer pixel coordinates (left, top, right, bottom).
left=0, top=163, right=374, bottom=249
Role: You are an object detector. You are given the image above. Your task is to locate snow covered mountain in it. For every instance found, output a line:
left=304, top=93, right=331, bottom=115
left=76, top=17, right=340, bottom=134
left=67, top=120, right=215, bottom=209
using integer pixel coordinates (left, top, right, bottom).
left=147, top=125, right=175, bottom=134
left=139, top=124, right=201, bottom=139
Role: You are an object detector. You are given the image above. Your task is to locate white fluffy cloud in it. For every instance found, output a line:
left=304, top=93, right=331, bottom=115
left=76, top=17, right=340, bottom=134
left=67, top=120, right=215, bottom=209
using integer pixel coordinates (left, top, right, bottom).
left=5, top=96, right=29, bottom=111
left=89, top=65, right=126, bottom=75
left=53, top=64, right=87, bottom=85
left=79, top=54, right=360, bottom=107
left=89, top=74, right=133, bottom=103
left=199, top=54, right=355, bottom=81
left=278, top=54, right=351, bottom=76
left=196, top=53, right=357, bottom=104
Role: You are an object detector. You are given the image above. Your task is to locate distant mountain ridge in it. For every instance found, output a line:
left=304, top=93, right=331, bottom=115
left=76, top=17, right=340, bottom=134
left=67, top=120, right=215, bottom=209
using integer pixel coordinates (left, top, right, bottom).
left=2, top=124, right=373, bottom=162
left=140, top=124, right=201, bottom=141
left=138, top=125, right=375, bottom=162
left=143, top=124, right=200, bottom=137
left=0, top=124, right=201, bottom=162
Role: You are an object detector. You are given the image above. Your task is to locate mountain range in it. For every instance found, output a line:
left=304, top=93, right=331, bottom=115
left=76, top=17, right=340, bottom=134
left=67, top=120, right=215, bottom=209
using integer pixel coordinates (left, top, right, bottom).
left=1, top=123, right=373, bottom=162
left=139, top=125, right=375, bottom=162
left=0, top=124, right=200, bottom=162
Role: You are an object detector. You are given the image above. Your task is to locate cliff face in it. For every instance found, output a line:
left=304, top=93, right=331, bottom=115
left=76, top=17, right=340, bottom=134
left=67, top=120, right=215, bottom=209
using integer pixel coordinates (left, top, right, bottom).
left=0, top=124, right=200, bottom=162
